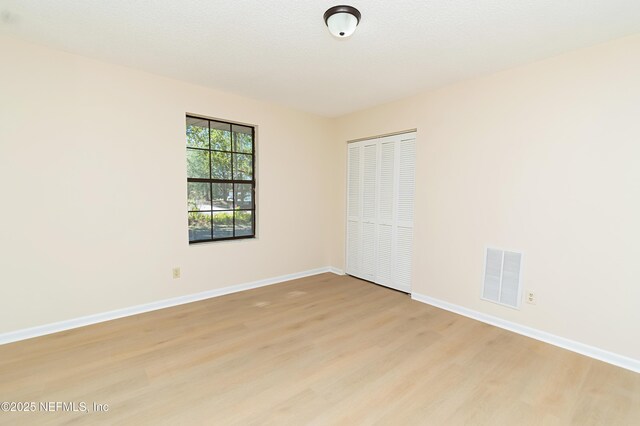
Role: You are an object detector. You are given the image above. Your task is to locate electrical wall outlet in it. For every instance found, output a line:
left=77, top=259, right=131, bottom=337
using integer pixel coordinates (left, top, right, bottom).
left=526, top=290, right=536, bottom=305
left=172, top=267, right=181, bottom=279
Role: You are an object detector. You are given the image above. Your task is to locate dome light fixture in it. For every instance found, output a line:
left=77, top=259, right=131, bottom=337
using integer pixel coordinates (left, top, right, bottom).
left=324, top=5, right=361, bottom=39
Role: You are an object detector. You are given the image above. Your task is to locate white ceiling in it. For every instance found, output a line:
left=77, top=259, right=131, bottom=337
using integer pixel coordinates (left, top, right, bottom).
left=1, top=0, right=640, bottom=117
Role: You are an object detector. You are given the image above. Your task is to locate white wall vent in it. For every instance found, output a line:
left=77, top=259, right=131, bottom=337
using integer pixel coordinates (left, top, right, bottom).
left=482, top=248, right=523, bottom=309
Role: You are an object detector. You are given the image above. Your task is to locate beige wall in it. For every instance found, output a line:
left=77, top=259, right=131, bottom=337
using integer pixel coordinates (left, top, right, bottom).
left=334, top=34, right=640, bottom=360
left=0, top=36, right=336, bottom=333
left=2, top=33, right=639, bottom=362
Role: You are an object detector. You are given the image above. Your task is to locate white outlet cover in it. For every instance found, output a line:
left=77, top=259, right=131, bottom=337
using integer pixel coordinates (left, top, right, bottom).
left=526, top=291, right=536, bottom=304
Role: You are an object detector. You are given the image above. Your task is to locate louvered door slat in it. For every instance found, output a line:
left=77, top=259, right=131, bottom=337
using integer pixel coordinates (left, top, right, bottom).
left=347, top=144, right=361, bottom=219
left=397, top=139, right=416, bottom=224
left=394, top=226, right=413, bottom=291
left=346, top=143, right=362, bottom=277
left=376, top=224, right=393, bottom=285
left=361, top=222, right=376, bottom=280
left=362, top=143, right=377, bottom=221
left=378, top=141, right=395, bottom=223
left=346, top=220, right=361, bottom=276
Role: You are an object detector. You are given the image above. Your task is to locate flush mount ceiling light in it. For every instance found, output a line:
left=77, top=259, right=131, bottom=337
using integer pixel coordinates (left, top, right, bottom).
left=324, top=5, right=361, bottom=38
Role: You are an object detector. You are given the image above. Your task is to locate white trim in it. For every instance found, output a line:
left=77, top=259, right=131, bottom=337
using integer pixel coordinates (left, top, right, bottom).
left=328, top=267, right=345, bottom=275
left=0, top=267, right=339, bottom=346
left=411, top=292, right=640, bottom=374
left=347, top=128, right=418, bottom=144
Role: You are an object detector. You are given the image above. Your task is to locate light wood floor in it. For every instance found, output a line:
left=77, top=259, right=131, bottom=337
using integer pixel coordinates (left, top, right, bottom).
left=1, top=273, right=639, bottom=425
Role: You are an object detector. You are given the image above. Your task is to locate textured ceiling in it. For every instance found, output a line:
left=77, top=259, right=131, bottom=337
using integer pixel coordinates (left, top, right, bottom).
left=1, top=0, right=640, bottom=117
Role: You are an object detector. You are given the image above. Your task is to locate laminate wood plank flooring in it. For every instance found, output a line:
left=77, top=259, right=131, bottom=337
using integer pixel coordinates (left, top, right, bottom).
left=0, top=273, right=639, bottom=425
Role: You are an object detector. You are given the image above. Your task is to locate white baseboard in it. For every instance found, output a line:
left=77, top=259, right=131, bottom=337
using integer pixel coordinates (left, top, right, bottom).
left=328, top=267, right=345, bottom=275
left=0, top=267, right=340, bottom=346
left=411, top=292, right=640, bottom=374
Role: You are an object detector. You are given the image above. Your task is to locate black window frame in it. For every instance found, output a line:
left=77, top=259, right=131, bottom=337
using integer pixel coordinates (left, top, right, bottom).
left=186, top=115, right=256, bottom=244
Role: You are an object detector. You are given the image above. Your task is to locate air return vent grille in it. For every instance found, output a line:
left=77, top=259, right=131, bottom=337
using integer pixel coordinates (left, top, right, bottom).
left=482, top=248, right=523, bottom=309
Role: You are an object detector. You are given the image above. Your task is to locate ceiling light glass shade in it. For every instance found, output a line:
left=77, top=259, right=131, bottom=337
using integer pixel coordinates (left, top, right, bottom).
left=324, top=6, right=361, bottom=38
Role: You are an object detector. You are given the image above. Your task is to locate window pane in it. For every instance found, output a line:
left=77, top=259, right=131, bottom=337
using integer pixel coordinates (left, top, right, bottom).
left=186, top=117, right=209, bottom=149
left=186, top=117, right=255, bottom=244
left=211, top=121, right=231, bottom=151
left=187, top=148, right=210, bottom=178
left=233, top=153, right=253, bottom=180
left=212, top=183, right=233, bottom=210
left=235, top=184, right=253, bottom=209
left=211, top=151, right=232, bottom=179
left=188, top=182, right=211, bottom=211
left=233, top=125, right=253, bottom=153
left=189, top=212, right=212, bottom=241
left=212, top=211, right=234, bottom=239
left=234, top=211, right=253, bottom=236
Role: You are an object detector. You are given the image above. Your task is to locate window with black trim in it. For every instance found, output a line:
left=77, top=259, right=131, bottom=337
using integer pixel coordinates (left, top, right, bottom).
left=186, top=115, right=255, bottom=243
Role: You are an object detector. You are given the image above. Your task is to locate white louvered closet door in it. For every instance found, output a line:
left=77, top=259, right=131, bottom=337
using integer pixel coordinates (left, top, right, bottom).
left=360, top=141, right=378, bottom=282
left=346, top=143, right=362, bottom=277
left=376, top=140, right=395, bottom=288
left=393, top=135, right=416, bottom=292
left=346, top=132, right=416, bottom=293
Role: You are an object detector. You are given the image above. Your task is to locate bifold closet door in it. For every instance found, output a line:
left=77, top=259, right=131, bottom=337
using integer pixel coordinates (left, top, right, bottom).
left=393, top=135, right=416, bottom=292
left=346, top=132, right=416, bottom=293
left=346, top=140, right=378, bottom=282
left=360, top=141, right=378, bottom=282
left=375, top=139, right=395, bottom=288
left=346, top=143, right=362, bottom=278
